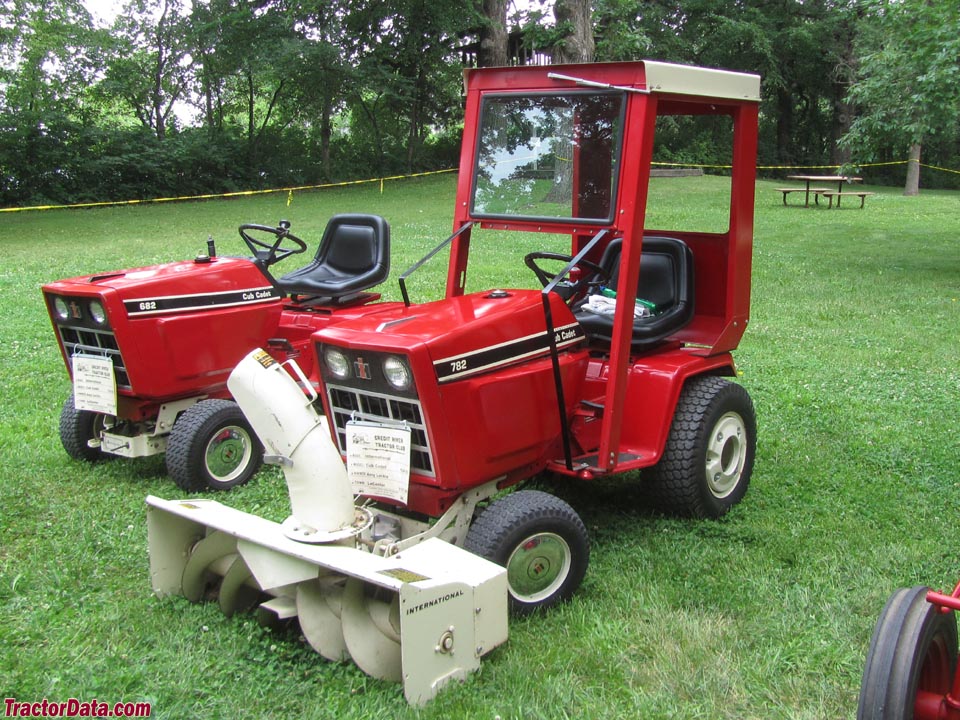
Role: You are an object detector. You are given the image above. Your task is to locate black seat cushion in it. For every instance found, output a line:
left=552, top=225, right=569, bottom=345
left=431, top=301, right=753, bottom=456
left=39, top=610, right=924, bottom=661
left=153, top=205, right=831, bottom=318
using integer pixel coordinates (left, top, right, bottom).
left=277, top=214, right=390, bottom=298
left=574, top=236, right=694, bottom=352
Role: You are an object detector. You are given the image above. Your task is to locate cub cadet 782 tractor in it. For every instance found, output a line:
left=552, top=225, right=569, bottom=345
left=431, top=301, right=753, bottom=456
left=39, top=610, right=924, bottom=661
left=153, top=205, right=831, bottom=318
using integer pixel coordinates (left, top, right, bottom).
left=145, top=60, right=761, bottom=704
left=42, top=214, right=392, bottom=491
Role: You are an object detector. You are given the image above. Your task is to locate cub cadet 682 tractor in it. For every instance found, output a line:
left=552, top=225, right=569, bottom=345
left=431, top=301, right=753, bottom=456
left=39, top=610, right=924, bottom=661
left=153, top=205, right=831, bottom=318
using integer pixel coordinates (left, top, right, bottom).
left=42, top=215, right=392, bottom=491
left=146, top=60, right=761, bottom=705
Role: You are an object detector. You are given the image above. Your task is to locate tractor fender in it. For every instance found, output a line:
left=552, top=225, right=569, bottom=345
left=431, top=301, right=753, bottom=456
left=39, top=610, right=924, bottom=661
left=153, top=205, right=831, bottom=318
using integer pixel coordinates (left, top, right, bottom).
left=569, top=349, right=737, bottom=471
left=622, top=349, right=737, bottom=466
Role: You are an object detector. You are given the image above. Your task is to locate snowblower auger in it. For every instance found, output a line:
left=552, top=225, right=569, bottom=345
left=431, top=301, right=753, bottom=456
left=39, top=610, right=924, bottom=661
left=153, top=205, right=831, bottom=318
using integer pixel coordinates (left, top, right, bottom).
left=146, top=350, right=508, bottom=706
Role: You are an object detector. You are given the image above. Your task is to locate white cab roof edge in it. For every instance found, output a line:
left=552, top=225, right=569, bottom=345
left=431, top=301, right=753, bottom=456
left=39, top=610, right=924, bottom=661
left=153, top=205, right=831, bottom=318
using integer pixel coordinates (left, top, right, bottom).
left=643, top=60, right=761, bottom=101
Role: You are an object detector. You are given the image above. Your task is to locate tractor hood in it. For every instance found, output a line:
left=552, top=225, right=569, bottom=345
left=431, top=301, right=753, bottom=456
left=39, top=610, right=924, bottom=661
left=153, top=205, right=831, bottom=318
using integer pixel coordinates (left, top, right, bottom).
left=42, top=255, right=286, bottom=400
left=312, top=288, right=591, bottom=514
left=42, top=256, right=281, bottom=316
left=314, top=289, right=583, bottom=384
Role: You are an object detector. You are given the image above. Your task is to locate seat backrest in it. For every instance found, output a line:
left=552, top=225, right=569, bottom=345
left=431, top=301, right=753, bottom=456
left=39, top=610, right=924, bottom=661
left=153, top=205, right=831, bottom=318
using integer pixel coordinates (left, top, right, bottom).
left=277, top=214, right=390, bottom=300
left=597, top=236, right=690, bottom=311
left=318, top=220, right=380, bottom=272
left=574, top=236, right=694, bottom=352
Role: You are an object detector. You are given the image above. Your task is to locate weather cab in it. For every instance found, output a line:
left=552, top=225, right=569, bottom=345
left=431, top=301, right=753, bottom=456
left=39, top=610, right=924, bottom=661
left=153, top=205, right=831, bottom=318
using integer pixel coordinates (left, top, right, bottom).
left=145, top=60, right=761, bottom=704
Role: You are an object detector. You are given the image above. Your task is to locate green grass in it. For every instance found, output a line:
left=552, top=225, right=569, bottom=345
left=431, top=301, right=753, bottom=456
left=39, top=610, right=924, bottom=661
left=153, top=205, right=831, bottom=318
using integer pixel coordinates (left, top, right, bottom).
left=2, top=174, right=959, bottom=718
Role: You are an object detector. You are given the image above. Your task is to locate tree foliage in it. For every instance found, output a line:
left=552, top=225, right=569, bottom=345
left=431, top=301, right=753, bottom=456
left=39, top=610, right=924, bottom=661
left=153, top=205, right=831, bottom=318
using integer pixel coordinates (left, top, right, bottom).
left=840, top=0, right=960, bottom=194
left=1, top=0, right=958, bottom=207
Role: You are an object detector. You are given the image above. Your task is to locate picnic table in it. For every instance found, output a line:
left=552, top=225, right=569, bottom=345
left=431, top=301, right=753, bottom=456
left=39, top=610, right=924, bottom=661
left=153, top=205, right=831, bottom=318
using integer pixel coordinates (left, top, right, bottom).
left=783, top=174, right=865, bottom=208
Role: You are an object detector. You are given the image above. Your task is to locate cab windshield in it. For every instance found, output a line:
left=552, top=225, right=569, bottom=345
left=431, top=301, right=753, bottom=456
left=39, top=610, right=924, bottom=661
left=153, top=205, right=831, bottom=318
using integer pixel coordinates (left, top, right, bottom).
left=471, top=91, right=626, bottom=224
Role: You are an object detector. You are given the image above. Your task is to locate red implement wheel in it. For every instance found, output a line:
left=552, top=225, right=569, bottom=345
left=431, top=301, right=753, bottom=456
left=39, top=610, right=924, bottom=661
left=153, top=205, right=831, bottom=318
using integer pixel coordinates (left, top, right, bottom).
left=858, top=586, right=958, bottom=720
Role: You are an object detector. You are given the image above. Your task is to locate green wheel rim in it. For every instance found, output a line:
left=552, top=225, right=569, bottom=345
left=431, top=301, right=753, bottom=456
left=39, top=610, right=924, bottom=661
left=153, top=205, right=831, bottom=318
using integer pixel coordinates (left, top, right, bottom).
left=506, top=532, right=572, bottom=604
left=204, top=425, right=254, bottom=484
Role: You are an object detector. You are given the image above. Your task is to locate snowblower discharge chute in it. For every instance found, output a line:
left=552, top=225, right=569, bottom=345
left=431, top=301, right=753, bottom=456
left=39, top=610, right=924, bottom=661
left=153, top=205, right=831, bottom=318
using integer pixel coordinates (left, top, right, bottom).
left=146, top=349, right=508, bottom=706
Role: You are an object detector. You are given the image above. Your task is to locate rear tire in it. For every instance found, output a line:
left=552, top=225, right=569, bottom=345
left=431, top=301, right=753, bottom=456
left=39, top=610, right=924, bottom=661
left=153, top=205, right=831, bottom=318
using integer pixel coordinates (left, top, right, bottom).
left=58, top=393, right=109, bottom=462
left=166, top=399, right=263, bottom=492
left=648, top=376, right=756, bottom=518
left=465, top=490, right=589, bottom=614
left=857, top=586, right=958, bottom=720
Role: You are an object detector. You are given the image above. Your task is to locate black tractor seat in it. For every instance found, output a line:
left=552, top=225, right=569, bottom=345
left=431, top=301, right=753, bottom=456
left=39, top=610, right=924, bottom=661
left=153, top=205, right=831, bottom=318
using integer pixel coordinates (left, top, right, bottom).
left=277, top=214, right=390, bottom=303
left=574, top=236, right=694, bottom=353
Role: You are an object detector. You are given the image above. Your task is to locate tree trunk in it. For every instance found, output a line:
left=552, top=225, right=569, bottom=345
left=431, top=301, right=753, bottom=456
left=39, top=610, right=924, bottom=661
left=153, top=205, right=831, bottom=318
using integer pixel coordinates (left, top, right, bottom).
left=904, top=143, right=921, bottom=196
left=776, top=88, right=794, bottom=165
left=830, top=16, right=858, bottom=166
left=830, top=97, right=854, bottom=166
left=478, top=0, right=508, bottom=67
left=320, top=97, right=332, bottom=181
left=552, top=0, right=594, bottom=64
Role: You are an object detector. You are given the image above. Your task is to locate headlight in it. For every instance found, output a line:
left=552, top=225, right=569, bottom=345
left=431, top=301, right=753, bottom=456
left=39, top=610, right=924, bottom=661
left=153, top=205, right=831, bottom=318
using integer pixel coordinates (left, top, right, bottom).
left=324, top=348, right=350, bottom=379
left=53, top=297, right=71, bottom=320
left=88, top=300, right=107, bottom=325
left=383, top=356, right=411, bottom=390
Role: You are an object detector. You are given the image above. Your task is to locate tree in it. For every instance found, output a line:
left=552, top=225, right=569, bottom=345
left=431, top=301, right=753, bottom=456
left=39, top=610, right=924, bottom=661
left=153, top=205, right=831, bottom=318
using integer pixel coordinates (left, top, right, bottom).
left=552, top=0, right=593, bottom=63
left=0, top=0, right=100, bottom=116
left=342, top=0, right=472, bottom=174
left=591, top=1, right=867, bottom=171
left=103, top=0, right=191, bottom=140
left=842, top=0, right=960, bottom=195
left=0, top=0, right=110, bottom=204
left=478, top=0, right=509, bottom=67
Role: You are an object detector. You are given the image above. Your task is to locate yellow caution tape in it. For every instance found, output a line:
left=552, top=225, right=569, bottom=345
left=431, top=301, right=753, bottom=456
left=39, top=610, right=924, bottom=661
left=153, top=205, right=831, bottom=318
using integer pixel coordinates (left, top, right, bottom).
left=1, top=168, right=458, bottom=214
left=3, top=158, right=957, bottom=214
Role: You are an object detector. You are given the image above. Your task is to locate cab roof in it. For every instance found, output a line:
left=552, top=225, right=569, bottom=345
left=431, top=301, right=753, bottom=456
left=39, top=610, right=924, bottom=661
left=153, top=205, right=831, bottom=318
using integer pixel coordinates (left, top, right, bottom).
left=464, top=60, right=761, bottom=103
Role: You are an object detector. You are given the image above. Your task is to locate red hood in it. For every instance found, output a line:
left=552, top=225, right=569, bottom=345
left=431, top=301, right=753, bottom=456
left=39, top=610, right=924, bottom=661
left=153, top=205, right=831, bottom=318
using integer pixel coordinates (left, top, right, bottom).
left=42, top=256, right=270, bottom=299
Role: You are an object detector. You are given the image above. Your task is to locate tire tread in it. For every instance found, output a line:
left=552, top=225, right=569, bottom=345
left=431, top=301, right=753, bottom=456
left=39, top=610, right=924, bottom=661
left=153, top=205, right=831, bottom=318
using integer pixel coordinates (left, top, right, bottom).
left=58, top=393, right=102, bottom=462
left=648, top=376, right=755, bottom=518
left=465, top=490, right=589, bottom=613
left=166, top=399, right=262, bottom=492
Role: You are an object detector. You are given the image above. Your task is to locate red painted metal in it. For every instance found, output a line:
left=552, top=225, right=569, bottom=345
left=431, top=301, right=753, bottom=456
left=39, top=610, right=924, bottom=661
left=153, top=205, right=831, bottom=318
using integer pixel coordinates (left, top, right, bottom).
left=928, top=582, right=960, bottom=613
left=43, top=255, right=393, bottom=419
left=909, top=585, right=960, bottom=720
left=308, top=60, right=760, bottom=517
left=43, top=60, right=760, bottom=514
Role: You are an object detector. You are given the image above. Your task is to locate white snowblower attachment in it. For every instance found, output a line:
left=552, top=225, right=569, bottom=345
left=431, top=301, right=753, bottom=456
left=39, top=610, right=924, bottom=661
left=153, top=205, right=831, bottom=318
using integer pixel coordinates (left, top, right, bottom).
left=146, top=349, right=508, bottom=706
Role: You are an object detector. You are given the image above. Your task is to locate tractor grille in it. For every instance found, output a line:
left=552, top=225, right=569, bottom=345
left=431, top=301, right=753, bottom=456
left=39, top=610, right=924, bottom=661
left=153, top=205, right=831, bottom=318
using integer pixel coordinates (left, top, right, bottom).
left=56, top=325, right=131, bottom=390
left=326, top=385, right=434, bottom=477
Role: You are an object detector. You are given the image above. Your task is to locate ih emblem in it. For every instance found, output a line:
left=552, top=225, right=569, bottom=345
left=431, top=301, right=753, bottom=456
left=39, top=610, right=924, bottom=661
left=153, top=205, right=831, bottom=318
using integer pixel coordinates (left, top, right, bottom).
left=354, top=357, right=371, bottom=380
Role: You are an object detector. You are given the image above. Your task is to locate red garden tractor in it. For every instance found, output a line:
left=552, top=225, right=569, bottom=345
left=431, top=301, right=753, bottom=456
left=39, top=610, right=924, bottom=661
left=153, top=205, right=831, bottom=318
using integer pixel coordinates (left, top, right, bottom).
left=42, top=214, right=394, bottom=491
left=859, top=583, right=960, bottom=719
left=145, top=60, right=761, bottom=704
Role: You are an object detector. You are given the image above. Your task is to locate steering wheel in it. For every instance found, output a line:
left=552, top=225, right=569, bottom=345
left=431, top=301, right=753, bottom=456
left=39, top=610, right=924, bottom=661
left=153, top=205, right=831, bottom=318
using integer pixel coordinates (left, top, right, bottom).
left=524, top=252, right=611, bottom=301
left=238, top=220, right=307, bottom=268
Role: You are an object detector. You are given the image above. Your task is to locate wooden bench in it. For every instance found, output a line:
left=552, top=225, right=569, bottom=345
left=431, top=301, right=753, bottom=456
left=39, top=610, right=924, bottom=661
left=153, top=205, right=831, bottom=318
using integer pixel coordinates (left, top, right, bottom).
left=775, top=187, right=828, bottom=205
left=819, top=191, right=875, bottom=209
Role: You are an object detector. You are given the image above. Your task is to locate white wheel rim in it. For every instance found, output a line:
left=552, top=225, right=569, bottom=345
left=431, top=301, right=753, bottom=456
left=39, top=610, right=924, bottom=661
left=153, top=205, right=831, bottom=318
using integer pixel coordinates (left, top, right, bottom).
left=705, top=411, right=747, bottom=499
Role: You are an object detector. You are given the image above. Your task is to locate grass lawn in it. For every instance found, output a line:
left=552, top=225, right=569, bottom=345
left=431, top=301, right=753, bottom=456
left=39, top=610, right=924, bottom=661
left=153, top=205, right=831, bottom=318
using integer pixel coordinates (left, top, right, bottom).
left=2, top=173, right=958, bottom=719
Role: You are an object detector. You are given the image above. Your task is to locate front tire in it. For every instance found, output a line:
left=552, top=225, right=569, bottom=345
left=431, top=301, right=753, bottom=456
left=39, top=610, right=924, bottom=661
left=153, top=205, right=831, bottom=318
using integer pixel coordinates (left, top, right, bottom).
left=465, top=490, right=589, bottom=614
left=648, top=376, right=756, bottom=518
left=58, top=393, right=110, bottom=462
left=166, top=399, right=263, bottom=492
left=858, top=586, right=958, bottom=720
